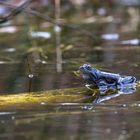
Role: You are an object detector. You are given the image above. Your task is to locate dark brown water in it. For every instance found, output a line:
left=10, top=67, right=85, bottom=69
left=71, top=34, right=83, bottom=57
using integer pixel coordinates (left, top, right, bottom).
left=0, top=0, right=140, bottom=139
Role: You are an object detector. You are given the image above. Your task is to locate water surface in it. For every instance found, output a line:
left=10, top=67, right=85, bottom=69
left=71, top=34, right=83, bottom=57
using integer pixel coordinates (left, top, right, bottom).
left=0, top=1, right=140, bottom=140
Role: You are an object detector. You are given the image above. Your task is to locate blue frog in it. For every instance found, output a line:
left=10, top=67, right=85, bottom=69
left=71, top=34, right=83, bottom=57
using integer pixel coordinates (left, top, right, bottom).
left=79, top=64, right=136, bottom=90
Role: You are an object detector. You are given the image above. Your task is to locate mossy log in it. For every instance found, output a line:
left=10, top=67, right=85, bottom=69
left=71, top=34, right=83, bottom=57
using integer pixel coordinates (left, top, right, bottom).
left=0, top=87, right=97, bottom=110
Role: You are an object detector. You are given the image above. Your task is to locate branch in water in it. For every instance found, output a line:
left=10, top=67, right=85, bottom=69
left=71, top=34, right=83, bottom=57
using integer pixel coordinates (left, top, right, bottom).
left=0, top=1, right=94, bottom=37
left=0, top=0, right=32, bottom=24
left=0, top=0, right=57, bottom=25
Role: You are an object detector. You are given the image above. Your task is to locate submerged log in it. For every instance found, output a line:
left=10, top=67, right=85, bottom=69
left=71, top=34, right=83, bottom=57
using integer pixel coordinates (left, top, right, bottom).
left=0, top=81, right=139, bottom=110
left=0, top=87, right=96, bottom=110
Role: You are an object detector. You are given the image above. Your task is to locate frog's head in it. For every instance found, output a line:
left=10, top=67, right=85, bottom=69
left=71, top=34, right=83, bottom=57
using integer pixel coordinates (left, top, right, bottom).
left=79, top=64, right=92, bottom=74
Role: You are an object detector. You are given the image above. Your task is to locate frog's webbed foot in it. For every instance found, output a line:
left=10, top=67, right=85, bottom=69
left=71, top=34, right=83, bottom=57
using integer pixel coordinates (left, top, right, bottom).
left=118, top=76, right=136, bottom=88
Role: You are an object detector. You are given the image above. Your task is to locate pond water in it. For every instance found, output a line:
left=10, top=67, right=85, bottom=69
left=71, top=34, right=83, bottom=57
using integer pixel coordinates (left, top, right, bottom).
left=0, top=0, right=140, bottom=140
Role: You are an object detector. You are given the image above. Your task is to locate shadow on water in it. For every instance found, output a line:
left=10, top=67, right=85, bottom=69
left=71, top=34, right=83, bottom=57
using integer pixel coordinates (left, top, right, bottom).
left=0, top=0, right=140, bottom=139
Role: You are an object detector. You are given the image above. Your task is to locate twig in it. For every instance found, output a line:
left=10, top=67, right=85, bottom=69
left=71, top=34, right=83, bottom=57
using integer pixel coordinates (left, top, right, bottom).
left=0, top=1, right=57, bottom=24
left=0, top=0, right=32, bottom=24
left=0, top=1, right=95, bottom=38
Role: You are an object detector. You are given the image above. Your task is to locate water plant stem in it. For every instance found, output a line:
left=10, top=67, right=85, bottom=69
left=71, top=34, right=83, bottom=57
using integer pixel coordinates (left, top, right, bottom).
left=55, top=0, right=63, bottom=72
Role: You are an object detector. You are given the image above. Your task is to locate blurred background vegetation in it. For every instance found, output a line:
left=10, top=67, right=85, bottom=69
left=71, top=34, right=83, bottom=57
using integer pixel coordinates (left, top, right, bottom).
left=0, top=0, right=140, bottom=94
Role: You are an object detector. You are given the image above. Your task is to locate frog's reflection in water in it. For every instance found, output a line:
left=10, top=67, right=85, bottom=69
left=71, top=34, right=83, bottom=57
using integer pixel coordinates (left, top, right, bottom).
left=92, top=86, right=136, bottom=104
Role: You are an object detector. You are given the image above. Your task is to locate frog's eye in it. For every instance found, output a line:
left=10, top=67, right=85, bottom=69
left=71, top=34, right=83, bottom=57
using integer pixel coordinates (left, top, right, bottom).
left=86, top=65, right=92, bottom=71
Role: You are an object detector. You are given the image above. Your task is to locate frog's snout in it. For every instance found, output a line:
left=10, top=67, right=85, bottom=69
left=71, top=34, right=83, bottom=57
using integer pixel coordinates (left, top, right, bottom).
left=79, top=64, right=92, bottom=73
left=79, top=66, right=84, bottom=73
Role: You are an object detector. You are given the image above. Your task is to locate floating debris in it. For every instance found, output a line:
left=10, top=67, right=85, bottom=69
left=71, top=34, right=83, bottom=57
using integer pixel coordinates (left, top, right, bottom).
left=0, top=61, right=19, bottom=64
left=41, top=60, right=47, bottom=64
left=97, top=7, right=106, bottom=16
left=40, top=102, right=46, bottom=105
left=61, top=103, right=80, bottom=105
left=101, top=33, right=119, bottom=41
left=54, top=25, right=61, bottom=33
left=0, top=26, right=17, bottom=33
left=3, top=48, right=16, bottom=52
left=0, top=112, right=15, bottom=115
left=83, top=16, right=113, bottom=24
left=28, top=74, right=34, bottom=78
left=121, top=38, right=139, bottom=45
left=31, top=31, right=51, bottom=39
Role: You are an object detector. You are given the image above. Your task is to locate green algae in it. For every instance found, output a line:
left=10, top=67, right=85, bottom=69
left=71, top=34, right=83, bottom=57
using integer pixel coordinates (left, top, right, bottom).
left=0, top=87, right=96, bottom=109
